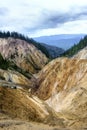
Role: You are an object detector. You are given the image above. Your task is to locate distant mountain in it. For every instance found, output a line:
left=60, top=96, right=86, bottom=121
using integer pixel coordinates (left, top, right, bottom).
left=34, top=34, right=85, bottom=50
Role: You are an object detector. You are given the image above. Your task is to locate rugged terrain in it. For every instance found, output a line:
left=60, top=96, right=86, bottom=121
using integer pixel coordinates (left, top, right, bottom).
left=0, top=38, right=87, bottom=130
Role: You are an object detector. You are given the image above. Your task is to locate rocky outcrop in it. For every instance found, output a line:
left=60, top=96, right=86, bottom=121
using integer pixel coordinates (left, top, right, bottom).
left=0, top=38, right=48, bottom=73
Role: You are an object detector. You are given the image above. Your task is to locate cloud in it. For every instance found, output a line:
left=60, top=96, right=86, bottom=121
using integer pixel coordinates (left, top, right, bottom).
left=0, top=0, right=87, bottom=37
left=40, top=5, right=87, bottom=27
left=0, top=7, right=9, bottom=16
left=24, top=6, right=87, bottom=35
left=30, top=20, right=87, bottom=37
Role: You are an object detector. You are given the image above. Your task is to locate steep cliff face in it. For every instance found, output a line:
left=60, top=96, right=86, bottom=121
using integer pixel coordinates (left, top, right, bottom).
left=0, top=38, right=48, bottom=73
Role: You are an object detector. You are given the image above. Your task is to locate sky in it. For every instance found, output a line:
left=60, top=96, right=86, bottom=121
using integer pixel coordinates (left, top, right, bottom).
left=0, top=0, right=87, bottom=37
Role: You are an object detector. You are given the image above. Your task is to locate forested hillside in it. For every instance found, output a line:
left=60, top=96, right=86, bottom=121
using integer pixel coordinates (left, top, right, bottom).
left=61, top=35, right=87, bottom=57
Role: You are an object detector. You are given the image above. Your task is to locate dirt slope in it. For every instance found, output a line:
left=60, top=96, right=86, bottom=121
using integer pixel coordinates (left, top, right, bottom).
left=0, top=38, right=48, bottom=73
left=35, top=57, right=87, bottom=129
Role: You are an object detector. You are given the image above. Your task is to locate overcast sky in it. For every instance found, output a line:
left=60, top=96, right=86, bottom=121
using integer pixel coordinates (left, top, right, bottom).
left=0, top=0, right=87, bottom=37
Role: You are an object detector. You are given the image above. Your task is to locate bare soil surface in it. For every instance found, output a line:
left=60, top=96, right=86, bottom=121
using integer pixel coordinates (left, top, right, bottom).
left=0, top=113, right=87, bottom=130
left=0, top=112, right=71, bottom=130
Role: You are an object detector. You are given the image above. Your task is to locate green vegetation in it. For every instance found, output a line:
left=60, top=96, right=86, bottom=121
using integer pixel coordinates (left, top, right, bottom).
left=61, top=35, right=87, bottom=57
left=0, top=31, right=50, bottom=58
left=0, top=53, right=10, bottom=69
left=0, top=53, right=32, bottom=79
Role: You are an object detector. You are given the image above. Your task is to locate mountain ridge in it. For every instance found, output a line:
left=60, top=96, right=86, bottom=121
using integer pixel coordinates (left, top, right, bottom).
left=34, top=34, right=85, bottom=50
